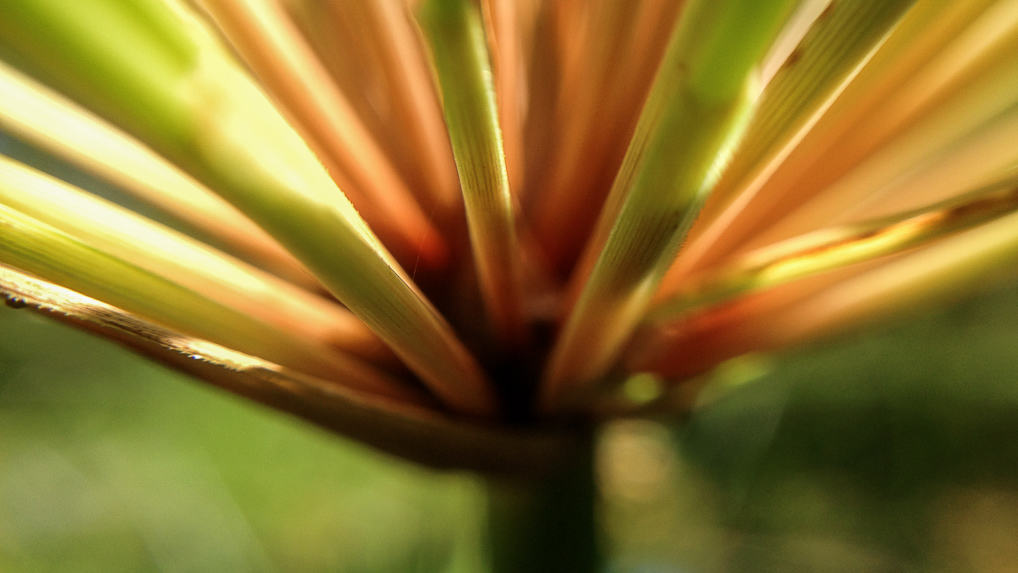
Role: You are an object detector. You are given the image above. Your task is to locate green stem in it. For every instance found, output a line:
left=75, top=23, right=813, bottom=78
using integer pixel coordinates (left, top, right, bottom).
left=485, top=437, right=601, bottom=573
left=418, top=0, right=527, bottom=346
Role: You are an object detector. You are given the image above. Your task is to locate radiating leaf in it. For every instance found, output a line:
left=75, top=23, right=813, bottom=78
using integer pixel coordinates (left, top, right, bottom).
left=529, top=0, right=682, bottom=270
left=0, top=156, right=390, bottom=364
left=0, top=60, right=313, bottom=286
left=0, top=202, right=419, bottom=402
left=719, top=0, right=915, bottom=194
left=195, top=0, right=450, bottom=269
left=481, top=0, right=531, bottom=195
left=774, top=207, right=1018, bottom=351
left=741, top=13, right=1018, bottom=249
left=0, top=0, right=495, bottom=415
left=668, top=1, right=995, bottom=282
left=539, top=0, right=797, bottom=410
left=418, top=0, right=528, bottom=346
left=650, top=174, right=1018, bottom=322
left=0, top=264, right=575, bottom=474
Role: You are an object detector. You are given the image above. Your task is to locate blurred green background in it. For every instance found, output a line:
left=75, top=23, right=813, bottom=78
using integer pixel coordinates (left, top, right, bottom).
left=2, top=275, right=1018, bottom=572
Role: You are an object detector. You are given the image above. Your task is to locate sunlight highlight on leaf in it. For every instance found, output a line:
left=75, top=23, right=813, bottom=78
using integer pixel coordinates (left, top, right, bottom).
left=481, top=0, right=531, bottom=195
left=668, top=0, right=915, bottom=280
left=0, top=203, right=419, bottom=401
left=0, top=0, right=1016, bottom=445
left=540, top=0, right=796, bottom=410
left=743, top=36, right=1018, bottom=251
left=650, top=175, right=1018, bottom=322
left=775, top=208, right=1018, bottom=350
left=0, top=60, right=313, bottom=287
left=418, top=0, right=528, bottom=346
left=0, top=156, right=390, bottom=364
left=0, top=0, right=495, bottom=415
left=195, top=0, right=450, bottom=270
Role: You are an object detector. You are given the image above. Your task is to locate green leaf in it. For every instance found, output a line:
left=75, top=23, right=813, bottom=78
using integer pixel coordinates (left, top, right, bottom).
left=0, top=60, right=312, bottom=286
left=194, top=0, right=450, bottom=269
left=540, top=0, right=797, bottom=410
left=674, top=0, right=917, bottom=271
left=417, top=0, right=528, bottom=346
left=0, top=0, right=495, bottom=415
left=650, top=173, right=1018, bottom=323
left=0, top=199, right=418, bottom=403
left=0, top=155, right=389, bottom=364
left=742, top=24, right=1018, bottom=249
left=721, top=0, right=916, bottom=193
left=771, top=200, right=1018, bottom=349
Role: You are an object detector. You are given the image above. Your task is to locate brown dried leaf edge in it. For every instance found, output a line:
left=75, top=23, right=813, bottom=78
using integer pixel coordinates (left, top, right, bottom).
left=0, top=264, right=579, bottom=476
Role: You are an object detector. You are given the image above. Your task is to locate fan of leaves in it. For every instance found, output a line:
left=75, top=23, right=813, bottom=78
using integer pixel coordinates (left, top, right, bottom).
left=1, top=0, right=1017, bottom=471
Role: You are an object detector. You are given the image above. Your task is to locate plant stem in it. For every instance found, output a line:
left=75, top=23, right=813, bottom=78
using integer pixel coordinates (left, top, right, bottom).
left=485, top=436, right=601, bottom=573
